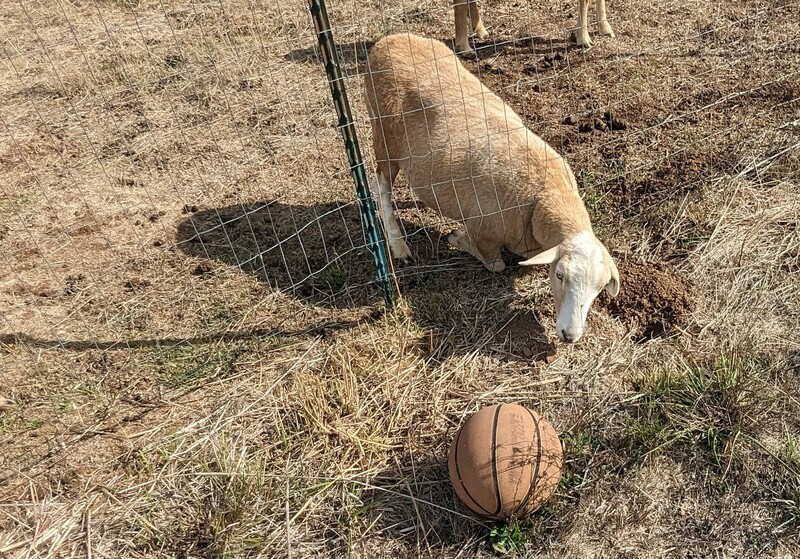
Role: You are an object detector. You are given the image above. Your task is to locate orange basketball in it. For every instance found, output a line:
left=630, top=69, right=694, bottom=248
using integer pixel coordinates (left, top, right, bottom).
left=447, top=403, right=563, bottom=520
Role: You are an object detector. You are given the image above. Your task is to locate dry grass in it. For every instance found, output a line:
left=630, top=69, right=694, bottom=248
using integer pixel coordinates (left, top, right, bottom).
left=1, top=0, right=800, bottom=557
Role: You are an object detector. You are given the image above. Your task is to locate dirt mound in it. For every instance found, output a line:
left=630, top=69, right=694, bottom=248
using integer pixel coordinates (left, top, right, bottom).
left=600, top=258, right=695, bottom=342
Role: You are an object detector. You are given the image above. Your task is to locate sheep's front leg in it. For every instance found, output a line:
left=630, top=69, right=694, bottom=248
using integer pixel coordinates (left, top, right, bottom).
left=372, top=170, right=413, bottom=264
left=596, top=0, right=615, bottom=37
left=447, top=230, right=505, bottom=272
left=575, top=0, right=593, bottom=47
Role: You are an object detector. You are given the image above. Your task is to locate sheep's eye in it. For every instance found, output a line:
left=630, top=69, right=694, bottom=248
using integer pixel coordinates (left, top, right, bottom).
left=555, top=271, right=564, bottom=281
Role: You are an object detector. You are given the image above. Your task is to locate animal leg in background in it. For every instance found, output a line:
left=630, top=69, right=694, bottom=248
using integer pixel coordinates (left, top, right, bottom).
left=454, top=0, right=489, bottom=53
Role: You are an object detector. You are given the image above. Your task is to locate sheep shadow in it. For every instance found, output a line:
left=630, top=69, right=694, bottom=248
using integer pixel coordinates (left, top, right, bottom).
left=283, top=40, right=373, bottom=76
left=174, top=199, right=556, bottom=362
left=283, top=35, right=574, bottom=77
left=468, top=35, right=574, bottom=58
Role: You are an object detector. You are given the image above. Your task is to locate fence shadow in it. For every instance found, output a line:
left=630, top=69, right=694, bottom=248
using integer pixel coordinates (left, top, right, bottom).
left=174, top=199, right=556, bottom=362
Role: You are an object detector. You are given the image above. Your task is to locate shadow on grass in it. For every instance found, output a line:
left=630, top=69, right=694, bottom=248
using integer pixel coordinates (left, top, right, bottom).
left=0, top=318, right=367, bottom=351
left=350, top=454, right=487, bottom=552
left=0, top=201, right=556, bottom=362
left=350, top=445, right=570, bottom=555
left=283, top=35, right=574, bottom=76
left=174, top=199, right=556, bottom=362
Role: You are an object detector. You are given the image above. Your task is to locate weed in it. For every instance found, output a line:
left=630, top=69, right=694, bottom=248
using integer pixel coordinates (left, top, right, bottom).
left=22, top=419, right=44, bottom=431
left=559, top=431, right=594, bottom=490
left=316, top=261, right=349, bottom=291
left=0, top=416, right=44, bottom=434
left=773, top=483, right=800, bottom=531
left=0, top=414, right=15, bottom=434
left=489, top=519, right=527, bottom=555
left=409, top=288, right=457, bottom=327
left=783, top=429, right=800, bottom=468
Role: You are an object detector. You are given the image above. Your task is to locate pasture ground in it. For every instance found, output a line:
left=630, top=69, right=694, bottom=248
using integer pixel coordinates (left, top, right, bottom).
left=1, top=0, right=799, bottom=557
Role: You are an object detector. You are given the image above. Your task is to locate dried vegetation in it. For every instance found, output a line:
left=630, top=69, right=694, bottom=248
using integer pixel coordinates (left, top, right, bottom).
left=1, top=0, right=799, bottom=557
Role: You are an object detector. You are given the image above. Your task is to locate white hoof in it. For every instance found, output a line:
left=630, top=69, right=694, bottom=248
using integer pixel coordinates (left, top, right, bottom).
left=598, top=22, right=615, bottom=38
left=446, top=230, right=466, bottom=250
left=574, top=29, right=593, bottom=48
left=455, top=40, right=473, bottom=53
left=389, top=239, right=413, bottom=264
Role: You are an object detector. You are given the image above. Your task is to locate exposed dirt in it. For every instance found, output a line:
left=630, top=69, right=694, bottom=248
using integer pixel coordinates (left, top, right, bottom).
left=600, top=258, right=695, bottom=342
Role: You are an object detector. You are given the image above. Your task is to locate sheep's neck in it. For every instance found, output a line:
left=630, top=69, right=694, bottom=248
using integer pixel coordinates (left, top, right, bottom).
left=531, top=183, right=592, bottom=250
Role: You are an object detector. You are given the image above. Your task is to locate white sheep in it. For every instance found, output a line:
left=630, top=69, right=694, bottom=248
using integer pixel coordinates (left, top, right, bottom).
left=453, top=0, right=615, bottom=52
left=364, top=33, right=619, bottom=343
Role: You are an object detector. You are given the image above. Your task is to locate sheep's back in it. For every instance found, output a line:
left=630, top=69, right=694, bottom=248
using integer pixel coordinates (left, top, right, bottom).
left=365, top=34, right=573, bottom=245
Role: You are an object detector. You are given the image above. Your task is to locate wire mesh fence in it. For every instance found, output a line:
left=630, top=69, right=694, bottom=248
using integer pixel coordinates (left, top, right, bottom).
left=3, top=0, right=798, bottom=337
left=2, top=0, right=800, bottom=557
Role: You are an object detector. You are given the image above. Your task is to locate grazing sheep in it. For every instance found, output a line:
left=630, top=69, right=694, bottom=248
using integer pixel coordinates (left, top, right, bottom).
left=453, top=0, right=615, bottom=52
left=364, top=33, right=619, bottom=343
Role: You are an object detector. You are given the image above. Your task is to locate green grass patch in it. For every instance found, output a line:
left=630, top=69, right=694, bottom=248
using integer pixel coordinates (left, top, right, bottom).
left=0, top=191, right=38, bottom=216
left=0, top=414, right=43, bottom=435
left=316, top=261, right=349, bottom=291
left=628, top=353, right=769, bottom=469
left=774, top=483, right=800, bottom=531
left=155, top=342, right=242, bottom=387
left=408, top=281, right=459, bottom=327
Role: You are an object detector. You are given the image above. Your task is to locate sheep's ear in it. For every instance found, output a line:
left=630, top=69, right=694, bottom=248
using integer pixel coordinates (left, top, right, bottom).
left=605, top=256, right=620, bottom=297
left=519, top=246, right=560, bottom=266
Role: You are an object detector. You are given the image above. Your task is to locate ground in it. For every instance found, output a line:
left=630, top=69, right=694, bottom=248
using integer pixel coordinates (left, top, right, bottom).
left=1, top=0, right=799, bottom=558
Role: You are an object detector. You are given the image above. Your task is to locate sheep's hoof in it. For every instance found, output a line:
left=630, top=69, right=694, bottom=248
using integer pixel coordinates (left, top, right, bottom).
left=389, top=240, right=413, bottom=265
left=598, top=22, right=615, bottom=38
left=455, top=43, right=473, bottom=54
left=574, top=30, right=593, bottom=48
left=485, top=259, right=506, bottom=273
left=446, top=230, right=465, bottom=249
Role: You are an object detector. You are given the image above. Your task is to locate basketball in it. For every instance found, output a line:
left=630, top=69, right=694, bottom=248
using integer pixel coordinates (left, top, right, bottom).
left=447, top=403, right=563, bottom=520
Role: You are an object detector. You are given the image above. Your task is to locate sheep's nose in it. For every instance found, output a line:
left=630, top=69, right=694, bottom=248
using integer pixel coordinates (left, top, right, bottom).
left=560, top=329, right=574, bottom=343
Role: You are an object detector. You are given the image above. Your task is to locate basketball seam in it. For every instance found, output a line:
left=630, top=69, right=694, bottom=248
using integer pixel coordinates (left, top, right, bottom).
left=453, top=424, right=494, bottom=517
left=517, top=409, right=543, bottom=515
left=491, top=404, right=503, bottom=518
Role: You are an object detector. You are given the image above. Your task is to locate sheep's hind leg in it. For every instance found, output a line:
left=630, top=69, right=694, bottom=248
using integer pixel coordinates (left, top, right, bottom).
left=447, top=230, right=505, bottom=273
left=469, top=1, right=489, bottom=41
left=372, top=165, right=412, bottom=264
left=596, top=0, right=615, bottom=37
left=453, top=1, right=472, bottom=52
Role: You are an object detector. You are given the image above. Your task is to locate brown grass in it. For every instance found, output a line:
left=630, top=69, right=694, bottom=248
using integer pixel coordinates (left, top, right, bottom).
left=1, top=0, right=800, bottom=557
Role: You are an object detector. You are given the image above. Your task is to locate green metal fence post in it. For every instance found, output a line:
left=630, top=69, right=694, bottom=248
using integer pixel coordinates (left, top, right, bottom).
left=308, top=0, right=394, bottom=307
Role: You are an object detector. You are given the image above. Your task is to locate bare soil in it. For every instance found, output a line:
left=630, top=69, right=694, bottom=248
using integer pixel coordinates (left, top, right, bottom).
left=599, top=258, right=695, bottom=341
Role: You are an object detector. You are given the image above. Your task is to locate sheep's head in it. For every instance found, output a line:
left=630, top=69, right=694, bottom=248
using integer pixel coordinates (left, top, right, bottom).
left=520, top=232, right=619, bottom=343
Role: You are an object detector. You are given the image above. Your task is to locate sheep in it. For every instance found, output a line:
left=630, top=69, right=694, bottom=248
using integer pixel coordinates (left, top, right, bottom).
left=453, top=0, right=615, bottom=52
left=363, top=33, right=619, bottom=343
